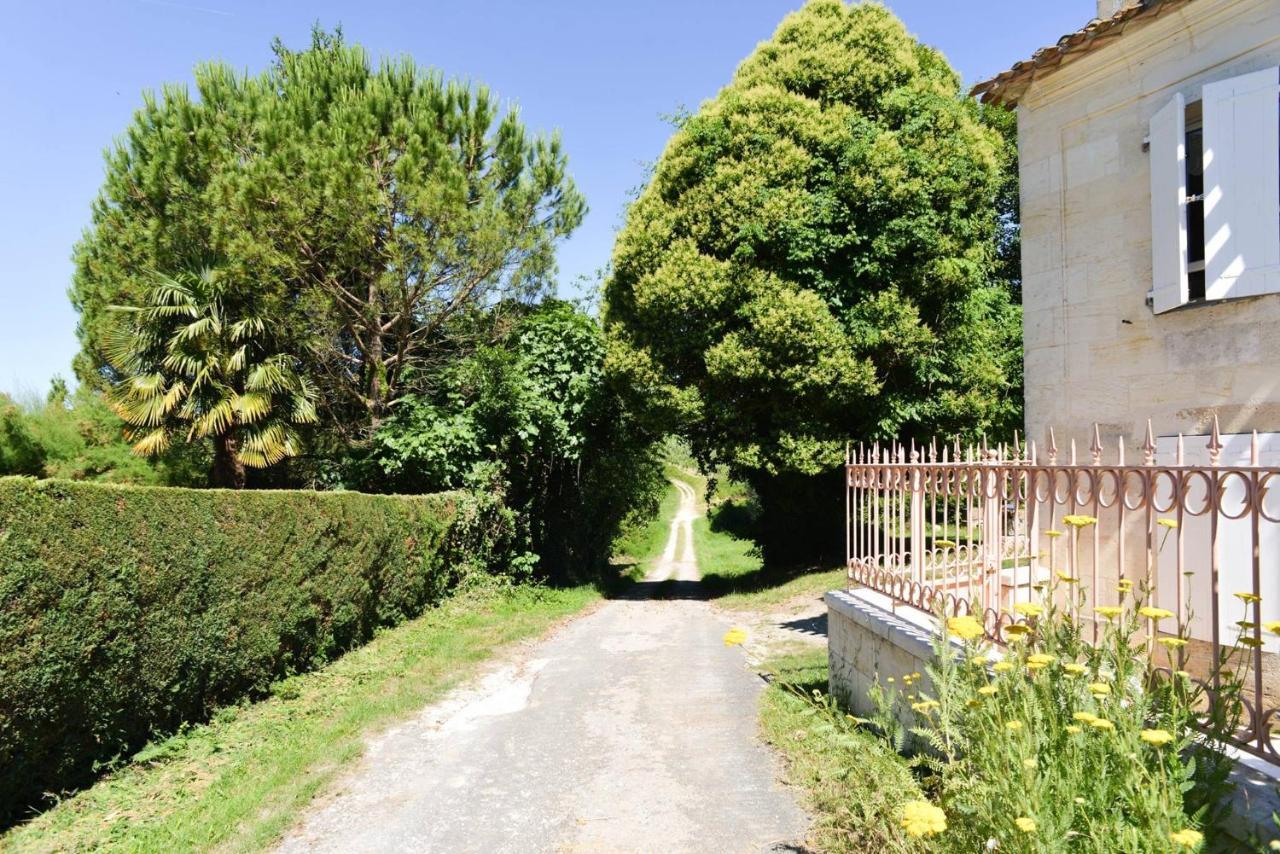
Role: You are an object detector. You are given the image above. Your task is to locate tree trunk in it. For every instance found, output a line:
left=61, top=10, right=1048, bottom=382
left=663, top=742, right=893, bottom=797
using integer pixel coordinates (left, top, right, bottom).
left=212, top=432, right=246, bottom=489
left=366, top=281, right=385, bottom=433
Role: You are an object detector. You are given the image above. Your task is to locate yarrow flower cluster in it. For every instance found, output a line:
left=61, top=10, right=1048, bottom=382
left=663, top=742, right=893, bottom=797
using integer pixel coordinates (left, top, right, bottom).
left=947, top=615, right=984, bottom=641
left=899, top=800, right=947, bottom=838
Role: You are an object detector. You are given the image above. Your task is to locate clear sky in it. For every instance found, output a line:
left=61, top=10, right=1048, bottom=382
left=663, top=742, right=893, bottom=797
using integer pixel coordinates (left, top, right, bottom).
left=0, top=0, right=1088, bottom=398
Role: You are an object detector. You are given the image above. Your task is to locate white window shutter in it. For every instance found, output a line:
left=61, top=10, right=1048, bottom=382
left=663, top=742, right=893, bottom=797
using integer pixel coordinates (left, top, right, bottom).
left=1203, top=66, right=1280, bottom=301
left=1149, top=92, right=1187, bottom=314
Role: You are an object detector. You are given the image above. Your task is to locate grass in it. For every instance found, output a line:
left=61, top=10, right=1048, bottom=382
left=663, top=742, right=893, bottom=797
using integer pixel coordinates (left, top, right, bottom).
left=0, top=584, right=599, bottom=853
left=759, top=649, right=924, bottom=854
left=694, top=499, right=845, bottom=610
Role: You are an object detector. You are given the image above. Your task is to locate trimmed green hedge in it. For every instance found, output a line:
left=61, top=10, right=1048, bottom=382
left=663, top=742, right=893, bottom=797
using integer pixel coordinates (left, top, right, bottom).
left=0, top=477, right=461, bottom=821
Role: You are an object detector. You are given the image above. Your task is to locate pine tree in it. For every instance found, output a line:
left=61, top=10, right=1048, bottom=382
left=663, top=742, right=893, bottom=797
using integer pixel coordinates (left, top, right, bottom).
left=72, top=27, right=586, bottom=443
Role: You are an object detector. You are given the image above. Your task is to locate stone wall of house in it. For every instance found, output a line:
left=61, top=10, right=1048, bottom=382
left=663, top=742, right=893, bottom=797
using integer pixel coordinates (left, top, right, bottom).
left=1017, top=0, right=1280, bottom=450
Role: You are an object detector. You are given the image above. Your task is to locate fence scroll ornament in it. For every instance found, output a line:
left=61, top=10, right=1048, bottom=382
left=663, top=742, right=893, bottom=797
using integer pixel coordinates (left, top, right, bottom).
left=845, top=416, right=1280, bottom=761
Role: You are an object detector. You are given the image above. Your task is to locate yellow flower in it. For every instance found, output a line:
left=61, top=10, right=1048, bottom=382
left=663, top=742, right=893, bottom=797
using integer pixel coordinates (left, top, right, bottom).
left=1044, top=529, right=1064, bottom=538
left=1265, top=621, right=1280, bottom=635
left=966, top=699, right=981, bottom=709
left=994, top=661, right=1015, bottom=673
left=911, top=672, right=921, bottom=680
left=1072, top=711, right=1098, bottom=723
left=1006, top=720, right=1024, bottom=732
left=1117, top=579, right=1134, bottom=593
left=1056, top=571, right=1080, bottom=584
left=1234, top=592, right=1261, bottom=604
left=1015, top=816, right=1037, bottom=833
left=1157, top=518, right=1179, bottom=529
left=1063, top=663, right=1087, bottom=676
left=1065, top=725, right=1083, bottom=734
left=1140, top=729, right=1175, bottom=747
left=1063, top=514, right=1098, bottom=528
left=1158, top=637, right=1188, bottom=649
left=1022, top=757, right=1037, bottom=769
left=1094, top=606, right=1124, bottom=620
left=978, top=685, right=998, bottom=696
left=912, top=700, right=940, bottom=713
left=1003, top=624, right=1032, bottom=640
left=899, top=800, right=947, bottom=838
left=1176, top=670, right=1193, bottom=679
left=934, top=539, right=957, bottom=548
left=947, top=615, right=985, bottom=641
left=1088, top=682, right=1111, bottom=696
left=723, top=627, right=748, bottom=646
left=1013, top=602, right=1045, bottom=618
left=1089, top=718, right=1115, bottom=731
left=1139, top=606, right=1175, bottom=621
left=1168, top=828, right=1203, bottom=847
left=886, top=677, right=895, bottom=683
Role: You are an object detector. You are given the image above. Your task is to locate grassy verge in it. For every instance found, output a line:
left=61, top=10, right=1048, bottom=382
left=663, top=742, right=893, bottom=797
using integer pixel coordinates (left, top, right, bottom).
left=759, top=650, right=924, bottom=854
left=693, top=505, right=845, bottom=610
left=1, top=584, right=598, bottom=853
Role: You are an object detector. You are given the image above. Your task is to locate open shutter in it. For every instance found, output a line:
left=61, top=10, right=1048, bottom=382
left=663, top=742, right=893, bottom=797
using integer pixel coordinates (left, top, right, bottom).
left=1149, top=92, right=1188, bottom=314
left=1203, top=66, right=1280, bottom=301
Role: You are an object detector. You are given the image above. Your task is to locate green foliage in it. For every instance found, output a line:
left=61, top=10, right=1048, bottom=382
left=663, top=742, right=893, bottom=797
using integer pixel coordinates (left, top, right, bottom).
left=885, top=582, right=1241, bottom=851
left=761, top=650, right=927, bottom=853
left=0, top=385, right=182, bottom=485
left=105, top=268, right=318, bottom=486
left=603, top=0, right=1022, bottom=554
left=366, top=300, right=664, bottom=580
left=0, top=476, right=460, bottom=822
left=71, top=27, right=585, bottom=439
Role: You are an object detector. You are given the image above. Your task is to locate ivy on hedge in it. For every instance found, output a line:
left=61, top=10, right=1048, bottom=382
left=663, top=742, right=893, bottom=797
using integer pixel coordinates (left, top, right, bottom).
left=0, top=477, right=461, bottom=821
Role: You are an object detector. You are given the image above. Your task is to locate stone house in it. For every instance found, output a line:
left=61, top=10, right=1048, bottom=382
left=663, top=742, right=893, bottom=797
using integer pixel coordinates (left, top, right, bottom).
left=972, top=0, right=1280, bottom=449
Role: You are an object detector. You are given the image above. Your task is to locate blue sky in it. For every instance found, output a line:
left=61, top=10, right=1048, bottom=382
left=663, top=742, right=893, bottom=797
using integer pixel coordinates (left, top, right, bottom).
left=0, top=0, right=1087, bottom=397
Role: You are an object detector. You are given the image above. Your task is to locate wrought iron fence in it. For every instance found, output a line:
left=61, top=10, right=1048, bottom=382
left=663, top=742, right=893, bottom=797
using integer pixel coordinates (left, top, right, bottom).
left=845, top=416, right=1280, bottom=761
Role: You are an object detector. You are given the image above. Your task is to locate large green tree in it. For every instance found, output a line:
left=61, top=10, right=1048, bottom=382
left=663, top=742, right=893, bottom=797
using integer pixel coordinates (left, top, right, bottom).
left=603, top=0, right=1020, bottom=558
left=73, top=28, right=586, bottom=443
left=367, top=300, right=664, bottom=581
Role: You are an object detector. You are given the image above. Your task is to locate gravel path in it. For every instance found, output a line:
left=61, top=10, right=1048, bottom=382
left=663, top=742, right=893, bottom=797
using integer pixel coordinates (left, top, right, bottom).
left=275, top=478, right=809, bottom=853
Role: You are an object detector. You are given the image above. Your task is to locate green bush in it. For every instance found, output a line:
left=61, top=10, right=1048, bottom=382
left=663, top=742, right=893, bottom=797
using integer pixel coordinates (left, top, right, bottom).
left=0, top=477, right=461, bottom=822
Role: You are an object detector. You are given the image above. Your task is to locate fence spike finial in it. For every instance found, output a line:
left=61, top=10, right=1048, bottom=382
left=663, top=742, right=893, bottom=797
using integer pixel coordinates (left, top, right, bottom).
left=1208, top=412, right=1223, bottom=466
left=1070, top=437, right=1077, bottom=466
left=1090, top=423, right=1103, bottom=465
left=929, top=437, right=938, bottom=463
left=1047, top=426, right=1059, bottom=465
left=1252, top=429, right=1260, bottom=467
left=1029, top=438, right=1038, bottom=465
left=1117, top=434, right=1125, bottom=466
left=1142, top=419, right=1156, bottom=466
left=1012, top=429, right=1022, bottom=461
left=1176, top=432, right=1184, bottom=466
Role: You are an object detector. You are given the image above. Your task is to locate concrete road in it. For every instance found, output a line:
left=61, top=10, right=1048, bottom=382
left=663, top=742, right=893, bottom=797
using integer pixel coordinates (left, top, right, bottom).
left=276, top=478, right=810, bottom=853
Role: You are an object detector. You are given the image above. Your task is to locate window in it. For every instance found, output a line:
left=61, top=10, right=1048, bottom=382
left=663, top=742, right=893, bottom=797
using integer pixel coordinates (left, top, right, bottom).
left=1148, top=66, right=1280, bottom=314
left=1184, top=104, right=1206, bottom=302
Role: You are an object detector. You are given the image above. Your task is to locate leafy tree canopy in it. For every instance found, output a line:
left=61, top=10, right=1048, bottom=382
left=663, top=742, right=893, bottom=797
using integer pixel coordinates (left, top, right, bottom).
left=604, top=0, right=1021, bottom=482
left=366, top=300, right=663, bottom=579
left=73, top=27, right=586, bottom=445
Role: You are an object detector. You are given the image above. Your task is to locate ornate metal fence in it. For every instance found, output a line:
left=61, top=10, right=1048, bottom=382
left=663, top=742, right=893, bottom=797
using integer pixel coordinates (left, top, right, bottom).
left=845, top=416, right=1280, bottom=760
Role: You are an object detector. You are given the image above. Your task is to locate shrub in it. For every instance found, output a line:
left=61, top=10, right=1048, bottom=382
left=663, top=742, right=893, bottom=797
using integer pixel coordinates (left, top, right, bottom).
left=882, top=577, right=1244, bottom=852
left=0, top=477, right=461, bottom=823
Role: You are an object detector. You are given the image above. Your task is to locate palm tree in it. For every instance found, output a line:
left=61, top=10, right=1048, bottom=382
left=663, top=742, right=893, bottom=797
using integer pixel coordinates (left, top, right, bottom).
left=105, top=268, right=317, bottom=488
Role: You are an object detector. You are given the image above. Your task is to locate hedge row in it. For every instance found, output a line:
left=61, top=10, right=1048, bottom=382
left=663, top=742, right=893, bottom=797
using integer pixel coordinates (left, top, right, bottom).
left=0, top=477, right=462, bottom=821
